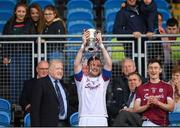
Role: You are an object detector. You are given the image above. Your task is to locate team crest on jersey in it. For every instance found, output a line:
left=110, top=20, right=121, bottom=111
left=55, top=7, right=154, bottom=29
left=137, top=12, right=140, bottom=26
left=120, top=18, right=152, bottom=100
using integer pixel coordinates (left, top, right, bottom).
left=151, top=88, right=157, bottom=93
left=159, top=88, right=163, bottom=93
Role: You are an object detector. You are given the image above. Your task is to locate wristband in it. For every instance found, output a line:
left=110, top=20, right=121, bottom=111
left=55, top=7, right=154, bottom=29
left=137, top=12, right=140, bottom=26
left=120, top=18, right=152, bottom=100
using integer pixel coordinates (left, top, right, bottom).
left=99, top=43, right=105, bottom=49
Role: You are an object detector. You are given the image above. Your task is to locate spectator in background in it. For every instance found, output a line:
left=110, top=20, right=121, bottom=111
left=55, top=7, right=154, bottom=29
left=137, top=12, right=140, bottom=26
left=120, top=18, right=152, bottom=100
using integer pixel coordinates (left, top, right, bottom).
left=113, top=0, right=146, bottom=38
left=74, top=30, right=112, bottom=126
left=113, top=0, right=146, bottom=57
left=140, top=0, right=158, bottom=37
left=28, top=3, right=45, bottom=34
left=169, top=65, right=180, bottom=112
left=157, top=12, right=166, bottom=34
left=107, top=58, right=137, bottom=125
left=113, top=72, right=143, bottom=126
left=161, top=18, right=179, bottom=81
left=19, top=60, right=49, bottom=114
left=2, top=2, right=36, bottom=103
left=31, top=59, right=73, bottom=126
left=134, top=59, right=174, bottom=126
left=42, top=5, right=66, bottom=61
left=3, top=2, right=35, bottom=35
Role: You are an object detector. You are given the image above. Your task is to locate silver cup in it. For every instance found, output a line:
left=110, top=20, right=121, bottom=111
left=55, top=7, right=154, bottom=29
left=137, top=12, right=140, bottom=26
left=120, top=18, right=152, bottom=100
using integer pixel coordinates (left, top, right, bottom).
left=85, top=28, right=97, bottom=52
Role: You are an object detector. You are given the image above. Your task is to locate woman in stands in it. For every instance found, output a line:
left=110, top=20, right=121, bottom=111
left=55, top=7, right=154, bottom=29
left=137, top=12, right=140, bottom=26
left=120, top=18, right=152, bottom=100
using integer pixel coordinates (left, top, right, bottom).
left=2, top=2, right=35, bottom=104
left=28, top=3, right=45, bottom=34
left=42, top=5, right=66, bottom=61
left=3, top=2, right=35, bottom=34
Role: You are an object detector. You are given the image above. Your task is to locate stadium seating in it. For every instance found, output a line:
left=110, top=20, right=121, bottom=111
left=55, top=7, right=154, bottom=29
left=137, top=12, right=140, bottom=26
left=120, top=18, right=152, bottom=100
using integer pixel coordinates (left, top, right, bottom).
left=0, top=111, right=11, bottom=127
left=24, top=113, right=30, bottom=127
left=169, top=112, right=180, bottom=126
left=0, top=11, right=13, bottom=22
left=67, top=0, right=93, bottom=10
left=0, top=0, right=16, bottom=11
left=67, top=8, right=94, bottom=21
left=67, top=20, right=94, bottom=34
left=104, top=0, right=124, bottom=10
left=69, top=112, right=79, bottom=126
left=154, top=0, right=170, bottom=10
left=103, top=0, right=124, bottom=33
left=158, top=8, right=172, bottom=21
left=29, top=0, right=55, bottom=9
left=0, top=23, right=5, bottom=34
left=0, top=98, right=11, bottom=116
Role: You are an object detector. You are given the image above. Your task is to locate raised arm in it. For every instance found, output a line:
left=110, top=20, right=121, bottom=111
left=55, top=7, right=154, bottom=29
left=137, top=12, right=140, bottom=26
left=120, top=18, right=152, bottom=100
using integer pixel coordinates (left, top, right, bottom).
left=74, top=31, right=89, bottom=74
left=96, top=32, right=112, bottom=71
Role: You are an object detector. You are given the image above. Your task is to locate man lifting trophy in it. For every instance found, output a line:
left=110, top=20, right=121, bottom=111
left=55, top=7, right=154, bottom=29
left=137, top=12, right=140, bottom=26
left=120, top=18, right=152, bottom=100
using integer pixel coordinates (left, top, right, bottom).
left=74, top=29, right=112, bottom=126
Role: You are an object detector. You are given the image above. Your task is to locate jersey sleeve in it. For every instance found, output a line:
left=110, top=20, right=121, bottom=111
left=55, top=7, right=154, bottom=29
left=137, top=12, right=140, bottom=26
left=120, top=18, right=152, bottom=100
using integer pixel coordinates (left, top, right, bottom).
left=102, top=69, right=112, bottom=81
left=135, top=86, right=142, bottom=101
left=167, top=84, right=174, bottom=100
left=74, top=70, right=83, bottom=81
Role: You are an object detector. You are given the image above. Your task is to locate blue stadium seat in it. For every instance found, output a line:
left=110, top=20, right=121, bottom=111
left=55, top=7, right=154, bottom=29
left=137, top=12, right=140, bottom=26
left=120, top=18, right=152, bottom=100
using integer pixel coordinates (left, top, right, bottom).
left=154, top=0, right=170, bottom=9
left=0, top=23, right=5, bottom=34
left=0, top=0, right=16, bottom=11
left=24, top=113, right=30, bottom=127
left=67, top=20, right=94, bottom=34
left=67, top=0, right=93, bottom=10
left=69, top=112, right=79, bottom=126
left=158, top=9, right=171, bottom=21
left=0, top=10, right=13, bottom=21
left=0, top=111, right=11, bottom=127
left=169, top=112, right=180, bottom=126
left=0, top=98, right=11, bottom=116
left=104, top=0, right=125, bottom=10
left=105, top=8, right=119, bottom=22
left=105, top=21, right=114, bottom=33
left=67, top=8, right=94, bottom=21
left=29, top=0, right=55, bottom=9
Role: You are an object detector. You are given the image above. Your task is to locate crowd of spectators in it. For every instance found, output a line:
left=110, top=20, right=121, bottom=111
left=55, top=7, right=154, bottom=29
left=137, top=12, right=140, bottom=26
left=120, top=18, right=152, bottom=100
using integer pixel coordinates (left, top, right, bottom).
left=0, top=0, right=180, bottom=127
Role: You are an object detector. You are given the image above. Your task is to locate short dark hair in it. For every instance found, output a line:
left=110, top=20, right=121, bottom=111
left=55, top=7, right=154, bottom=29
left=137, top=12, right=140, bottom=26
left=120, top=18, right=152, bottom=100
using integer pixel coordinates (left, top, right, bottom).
left=166, top=17, right=179, bottom=27
left=87, top=56, right=101, bottom=66
left=147, top=58, right=162, bottom=68
left=128, top=71, right=142, bottom=81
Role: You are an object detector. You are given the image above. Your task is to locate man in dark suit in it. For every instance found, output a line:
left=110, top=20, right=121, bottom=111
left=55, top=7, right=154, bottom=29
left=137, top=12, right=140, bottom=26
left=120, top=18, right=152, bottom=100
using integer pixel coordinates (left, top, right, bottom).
left=31, top=59, right=73, bottom=127
left=19, top=60, right=49, bottom=113
left=107, top=58, right=136, bottom=125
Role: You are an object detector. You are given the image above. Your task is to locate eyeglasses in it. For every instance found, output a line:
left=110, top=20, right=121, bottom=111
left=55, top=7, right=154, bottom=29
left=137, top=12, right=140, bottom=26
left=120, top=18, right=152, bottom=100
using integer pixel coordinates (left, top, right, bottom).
left=44, top=13, right=54, bottom=16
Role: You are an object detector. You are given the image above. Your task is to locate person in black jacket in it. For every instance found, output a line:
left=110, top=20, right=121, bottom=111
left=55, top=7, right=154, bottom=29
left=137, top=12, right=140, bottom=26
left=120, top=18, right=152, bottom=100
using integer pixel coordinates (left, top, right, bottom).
left=31, top=59, right=74, bottom=126
left=107, top=58, right=137, bottom=125
left=19, top=60, right=49, bottom=114
left=42, top=5, right=66, bottom=61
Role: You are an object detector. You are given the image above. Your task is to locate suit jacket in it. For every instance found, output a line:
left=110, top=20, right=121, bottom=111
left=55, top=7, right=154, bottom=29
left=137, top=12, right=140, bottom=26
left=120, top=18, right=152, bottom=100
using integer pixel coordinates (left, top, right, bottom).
left=31, top=76, right=73, bottom=127
left=19, top=78, right=37, bottom=112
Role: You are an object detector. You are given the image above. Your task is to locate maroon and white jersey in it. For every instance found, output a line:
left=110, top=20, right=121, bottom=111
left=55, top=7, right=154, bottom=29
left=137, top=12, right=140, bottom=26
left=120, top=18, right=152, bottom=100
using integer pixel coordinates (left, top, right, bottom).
left=136, top=81, right=173, bottom=126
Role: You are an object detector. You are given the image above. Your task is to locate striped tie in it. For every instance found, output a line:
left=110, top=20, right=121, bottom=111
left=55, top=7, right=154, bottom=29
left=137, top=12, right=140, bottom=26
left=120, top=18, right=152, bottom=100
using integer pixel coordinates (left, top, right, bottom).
left=54, top=80, right=65, bottom=115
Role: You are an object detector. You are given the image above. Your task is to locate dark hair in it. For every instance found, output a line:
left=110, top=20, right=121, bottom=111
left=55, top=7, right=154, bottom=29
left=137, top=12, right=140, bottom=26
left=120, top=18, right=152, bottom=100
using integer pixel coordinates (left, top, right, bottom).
left=43, top=5, right=66, bottom=32
left=128, top=71, right=142, bottom=81
left=28, top=3, right=45, bottom=34
left=8, top=2, right=28, bottom=28
left=147, top=58, right=162, bottom=68
left=87, top=56, right=101, bottom=66
left=166, top=17, right=179, bottom=27
left=172, top=65, right=180, bottom=74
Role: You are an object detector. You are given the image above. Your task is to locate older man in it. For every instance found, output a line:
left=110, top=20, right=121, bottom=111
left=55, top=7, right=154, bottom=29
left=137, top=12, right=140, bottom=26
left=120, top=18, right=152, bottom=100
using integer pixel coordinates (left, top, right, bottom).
left=20, top=60, right=49, bottom=113
left=31, top=59, right=73, bottom=127
left=113, top=72, right=143, bottom=126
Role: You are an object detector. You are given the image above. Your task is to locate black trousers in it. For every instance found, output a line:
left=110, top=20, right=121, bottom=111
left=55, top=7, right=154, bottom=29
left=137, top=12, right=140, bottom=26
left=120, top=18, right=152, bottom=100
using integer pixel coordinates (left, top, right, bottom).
left=112, top=110, right=142, bottom=127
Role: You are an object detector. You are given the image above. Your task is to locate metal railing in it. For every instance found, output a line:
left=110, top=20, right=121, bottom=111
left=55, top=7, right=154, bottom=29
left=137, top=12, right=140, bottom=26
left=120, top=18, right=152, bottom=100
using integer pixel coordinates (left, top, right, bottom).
left=0, top=34, right=180, bottom=104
